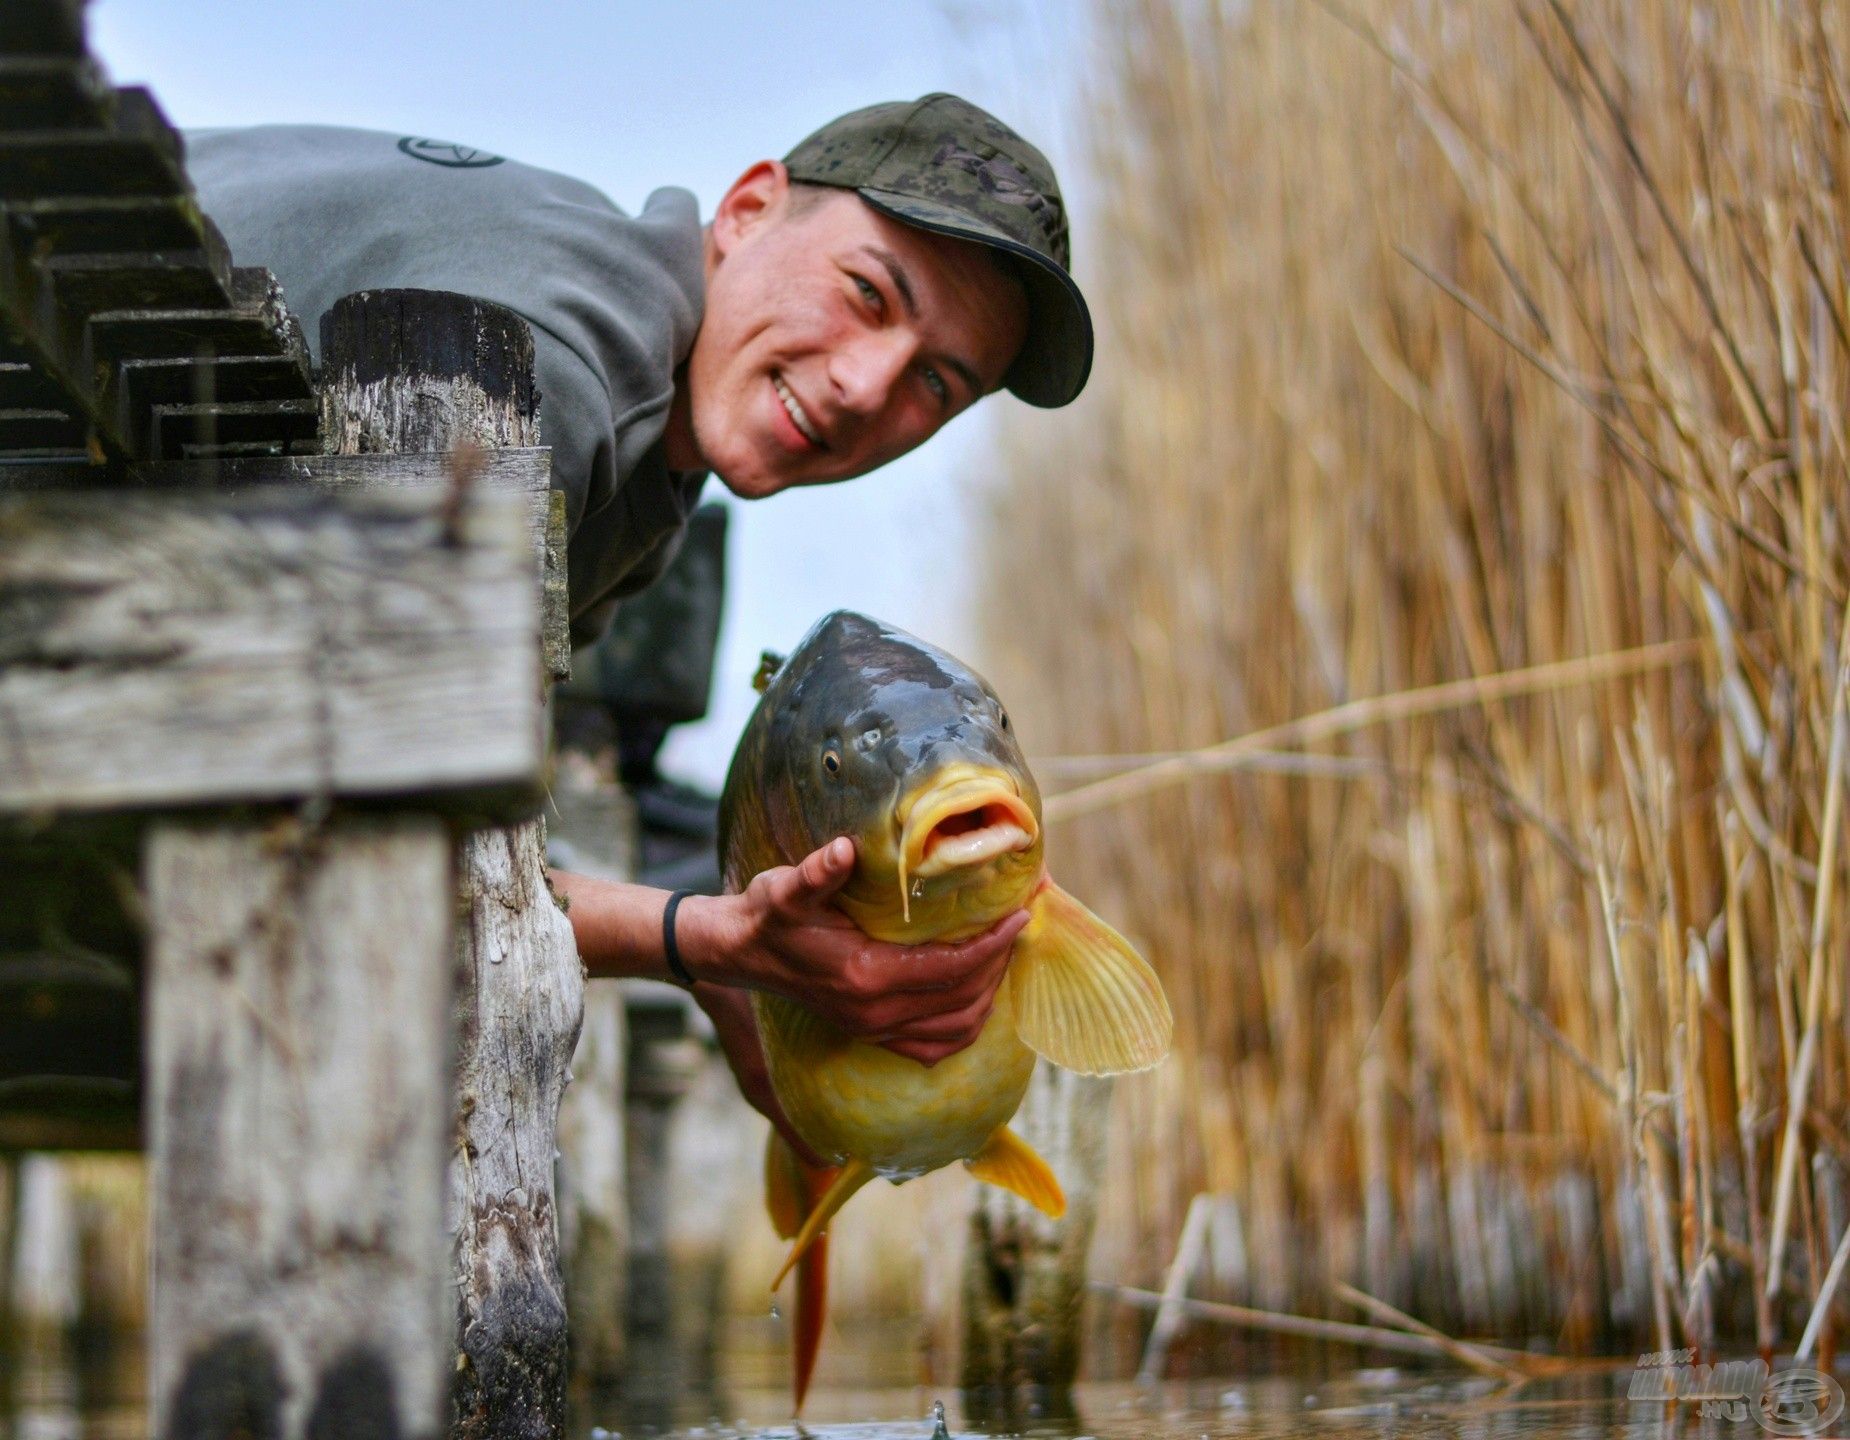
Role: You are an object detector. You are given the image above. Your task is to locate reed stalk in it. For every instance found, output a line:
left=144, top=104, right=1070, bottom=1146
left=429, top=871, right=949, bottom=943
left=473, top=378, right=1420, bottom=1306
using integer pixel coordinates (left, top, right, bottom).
left=986, top=0, right=1850, bottom=1351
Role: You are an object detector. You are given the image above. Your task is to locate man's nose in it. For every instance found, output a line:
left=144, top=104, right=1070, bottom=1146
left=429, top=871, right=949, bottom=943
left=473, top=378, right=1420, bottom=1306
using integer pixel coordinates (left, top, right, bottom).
left=829, top=331, right=915, bottom=417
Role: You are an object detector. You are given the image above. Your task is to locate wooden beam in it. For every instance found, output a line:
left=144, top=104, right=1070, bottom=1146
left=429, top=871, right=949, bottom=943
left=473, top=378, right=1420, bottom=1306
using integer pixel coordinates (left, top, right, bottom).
left=0, top=450, right=568, bottom=671
left=0, top=484, right=544, bottom=816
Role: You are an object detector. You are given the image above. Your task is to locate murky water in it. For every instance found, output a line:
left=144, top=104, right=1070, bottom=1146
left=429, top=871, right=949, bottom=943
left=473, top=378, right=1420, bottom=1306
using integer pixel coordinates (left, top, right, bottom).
left=4, top=1331, right=1844, bottom=1440
left=575, top=1371, right=1846, bottom=1440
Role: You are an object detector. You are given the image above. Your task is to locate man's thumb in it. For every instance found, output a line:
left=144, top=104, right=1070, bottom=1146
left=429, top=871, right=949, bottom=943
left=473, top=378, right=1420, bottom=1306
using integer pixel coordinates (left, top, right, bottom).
left=796, top=836, right=856, bottom=899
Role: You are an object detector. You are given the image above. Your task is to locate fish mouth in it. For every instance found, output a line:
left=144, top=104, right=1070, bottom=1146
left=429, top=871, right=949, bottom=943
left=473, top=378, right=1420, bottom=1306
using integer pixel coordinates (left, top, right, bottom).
left=896, top=769, right=1039, bottom=921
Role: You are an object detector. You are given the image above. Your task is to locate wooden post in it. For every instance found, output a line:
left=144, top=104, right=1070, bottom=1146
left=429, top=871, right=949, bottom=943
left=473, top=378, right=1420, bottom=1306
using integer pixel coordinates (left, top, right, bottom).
left=961, top=1064, right=1113, bottom=1423
left=619, top=995, right=705, bottom=1428
left=147, top=819, right=456, bottom=1440
left=318, top=289, right=582, bottom=1440
left=546, top=761, right=637, bottom=1396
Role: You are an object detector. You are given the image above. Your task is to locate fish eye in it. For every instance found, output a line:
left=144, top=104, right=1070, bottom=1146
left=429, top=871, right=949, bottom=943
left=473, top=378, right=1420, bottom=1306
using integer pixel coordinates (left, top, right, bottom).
left=999, top=708, right=1010, bottom=732
left=823, top=745, right=842, bottom=775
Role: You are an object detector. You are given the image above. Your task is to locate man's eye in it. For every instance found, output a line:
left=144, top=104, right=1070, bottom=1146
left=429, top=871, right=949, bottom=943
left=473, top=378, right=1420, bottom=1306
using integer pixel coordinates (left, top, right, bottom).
left=852, top=275, right=882, bottom=312
left=922, top=367, right=949, bottom=404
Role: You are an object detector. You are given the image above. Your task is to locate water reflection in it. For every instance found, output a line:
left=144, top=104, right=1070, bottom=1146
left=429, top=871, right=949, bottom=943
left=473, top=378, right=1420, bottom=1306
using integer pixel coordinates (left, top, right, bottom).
left=4, top=1329, right=1844, bottom=1440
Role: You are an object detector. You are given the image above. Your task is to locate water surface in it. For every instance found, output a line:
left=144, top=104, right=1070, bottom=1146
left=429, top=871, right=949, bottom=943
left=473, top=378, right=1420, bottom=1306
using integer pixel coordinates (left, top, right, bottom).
left=5, top=1329, right=1842, bottom=1440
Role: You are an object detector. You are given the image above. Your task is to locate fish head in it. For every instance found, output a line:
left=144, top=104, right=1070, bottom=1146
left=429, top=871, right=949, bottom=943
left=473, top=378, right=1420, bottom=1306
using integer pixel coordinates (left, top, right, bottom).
left=759, top=611, right=1043, bottom=942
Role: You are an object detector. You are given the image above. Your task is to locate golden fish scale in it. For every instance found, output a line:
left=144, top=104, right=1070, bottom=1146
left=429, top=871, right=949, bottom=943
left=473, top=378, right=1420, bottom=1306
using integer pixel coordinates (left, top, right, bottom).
left=755, top=982, right=1037, bottom=1181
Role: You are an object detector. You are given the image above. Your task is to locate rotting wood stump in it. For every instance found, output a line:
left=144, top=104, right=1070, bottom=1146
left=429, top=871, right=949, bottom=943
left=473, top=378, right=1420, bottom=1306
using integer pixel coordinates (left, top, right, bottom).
left=961, top=1063, right=1113, bottom=1425
left=317, top=288, right=585, bottom=1440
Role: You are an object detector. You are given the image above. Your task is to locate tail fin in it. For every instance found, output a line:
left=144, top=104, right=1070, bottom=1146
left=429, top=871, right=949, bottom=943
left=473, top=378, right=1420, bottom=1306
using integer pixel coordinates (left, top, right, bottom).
left=765, top=1131, right=867, bottom=1413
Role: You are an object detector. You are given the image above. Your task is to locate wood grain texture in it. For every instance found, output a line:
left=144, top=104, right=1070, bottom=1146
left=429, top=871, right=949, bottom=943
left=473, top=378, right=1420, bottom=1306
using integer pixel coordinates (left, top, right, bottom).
left=319, top=291, right=539, bottom=457
left=547, top=769, right=636, bottom=1391
left=146, top=819, right=455, bottom=1440
left=448, top=821, right=582, bottom=1440
left=0, top=485, right=543, bottom=814
left=314, top=290, right=583, bottom=1440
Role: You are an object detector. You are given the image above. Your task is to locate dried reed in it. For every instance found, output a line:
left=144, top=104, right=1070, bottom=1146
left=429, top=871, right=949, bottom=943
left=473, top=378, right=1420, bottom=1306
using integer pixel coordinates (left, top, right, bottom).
left=985, top=0, right=1850, bottom=1353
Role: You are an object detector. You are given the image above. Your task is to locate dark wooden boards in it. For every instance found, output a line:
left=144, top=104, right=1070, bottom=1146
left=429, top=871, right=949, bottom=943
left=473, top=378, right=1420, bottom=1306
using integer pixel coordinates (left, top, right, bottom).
left=0, top=15, right=317, bottom=461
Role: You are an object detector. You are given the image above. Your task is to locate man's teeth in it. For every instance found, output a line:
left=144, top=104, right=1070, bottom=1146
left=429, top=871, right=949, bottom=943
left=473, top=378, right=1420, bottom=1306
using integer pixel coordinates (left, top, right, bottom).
left=773, top=375, right=823, bottom=446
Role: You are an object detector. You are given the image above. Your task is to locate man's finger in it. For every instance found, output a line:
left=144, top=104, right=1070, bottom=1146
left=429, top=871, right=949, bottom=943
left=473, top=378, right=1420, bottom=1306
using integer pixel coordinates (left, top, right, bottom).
left=874, top=909, right=1029, bottom=994
left=774, top=836, right=858, bottom=909
left=876, top=989, right=998, bottom=1049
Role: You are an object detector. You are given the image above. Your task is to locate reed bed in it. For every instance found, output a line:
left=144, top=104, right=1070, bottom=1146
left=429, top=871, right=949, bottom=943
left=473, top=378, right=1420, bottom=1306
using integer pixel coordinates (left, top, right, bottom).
left=984, top=0, right=1850, bottom=1354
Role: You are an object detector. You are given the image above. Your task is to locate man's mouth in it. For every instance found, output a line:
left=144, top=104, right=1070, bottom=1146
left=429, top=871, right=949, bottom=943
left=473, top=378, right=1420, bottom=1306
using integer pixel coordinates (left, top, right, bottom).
left=772, top=373, right=826, bottom=449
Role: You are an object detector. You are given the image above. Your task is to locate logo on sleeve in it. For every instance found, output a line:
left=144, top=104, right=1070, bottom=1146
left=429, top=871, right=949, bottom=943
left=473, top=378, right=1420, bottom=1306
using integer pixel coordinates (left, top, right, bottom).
left=397, top=137, right=505, bottom=168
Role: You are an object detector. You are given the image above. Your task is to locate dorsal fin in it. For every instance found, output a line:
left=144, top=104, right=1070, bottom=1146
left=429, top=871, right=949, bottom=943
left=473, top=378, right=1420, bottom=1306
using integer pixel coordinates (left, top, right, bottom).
left=753, top=650, right=787, bottom=692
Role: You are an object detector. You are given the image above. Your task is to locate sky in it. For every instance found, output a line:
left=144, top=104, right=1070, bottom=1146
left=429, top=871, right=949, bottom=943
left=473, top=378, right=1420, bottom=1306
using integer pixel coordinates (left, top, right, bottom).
left=87, top=0, right=1095, bottom=790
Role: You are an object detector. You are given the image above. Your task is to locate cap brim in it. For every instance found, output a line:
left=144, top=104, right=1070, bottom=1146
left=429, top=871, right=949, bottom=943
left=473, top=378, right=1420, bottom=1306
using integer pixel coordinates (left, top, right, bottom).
left=857, top=188, right=1093, bottom=408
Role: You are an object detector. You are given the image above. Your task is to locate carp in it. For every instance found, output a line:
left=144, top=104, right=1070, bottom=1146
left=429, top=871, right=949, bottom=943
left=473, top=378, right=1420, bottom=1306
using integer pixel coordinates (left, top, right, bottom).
left=718, top=610, right=1172, bottom=1409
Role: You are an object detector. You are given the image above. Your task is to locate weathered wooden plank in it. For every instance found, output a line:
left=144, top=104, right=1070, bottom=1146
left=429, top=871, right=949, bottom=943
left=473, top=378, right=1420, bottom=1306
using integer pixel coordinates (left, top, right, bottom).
left=49, top=245, right=231, bottom=314
left=0, top=89, right=187, bottom=200
left=121, top=353, right=310, bottom=409
left=0, top=56, right=112, bottom=129
left=0, top=212, right=102, bottom=451
left=7, top=450, right=568, bottom=654
left=5, top=194, right=211, bottom=254
left=148, top=398, right=318, bottom=458
left=0, top=484, right=543, bottom=814
left=0, top=0, right=87, bottom=59
left=147, top=819, right=454, bottom=1440
left=88, top=267, right=303, bottom=362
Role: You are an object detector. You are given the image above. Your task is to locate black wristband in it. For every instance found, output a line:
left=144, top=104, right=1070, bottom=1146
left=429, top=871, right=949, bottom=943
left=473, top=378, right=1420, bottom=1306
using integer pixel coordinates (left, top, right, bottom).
left=661, top=889, right=698, bottom=988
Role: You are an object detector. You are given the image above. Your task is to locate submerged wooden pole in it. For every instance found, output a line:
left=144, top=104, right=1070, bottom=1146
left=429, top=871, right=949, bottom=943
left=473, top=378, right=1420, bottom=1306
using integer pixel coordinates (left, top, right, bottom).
left=320, top=290, right=582, bottom=1440
left=961, top=1064, right=1113, bottom=1420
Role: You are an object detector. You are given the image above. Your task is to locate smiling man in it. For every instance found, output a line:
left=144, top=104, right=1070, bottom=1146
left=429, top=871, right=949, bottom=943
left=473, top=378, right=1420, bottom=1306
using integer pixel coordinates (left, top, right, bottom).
left=187, top=95, right=1091, bottom=1143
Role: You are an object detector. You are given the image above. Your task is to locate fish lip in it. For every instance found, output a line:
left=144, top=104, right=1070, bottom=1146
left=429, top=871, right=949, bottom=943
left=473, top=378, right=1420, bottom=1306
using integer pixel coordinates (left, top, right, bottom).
left=897, top=772, right=1039, bottom=885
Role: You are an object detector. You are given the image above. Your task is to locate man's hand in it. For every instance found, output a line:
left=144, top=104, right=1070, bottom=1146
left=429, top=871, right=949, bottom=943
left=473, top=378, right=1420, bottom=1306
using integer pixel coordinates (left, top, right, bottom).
left=693, top=983, right=825, bottom=1167
left=680, top=837, right=1029, bottom=1066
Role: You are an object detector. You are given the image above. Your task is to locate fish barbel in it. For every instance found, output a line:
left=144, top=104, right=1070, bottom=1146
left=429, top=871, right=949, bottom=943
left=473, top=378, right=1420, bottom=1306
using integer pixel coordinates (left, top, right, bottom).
left=717, top=611, right=1172, bottom=1410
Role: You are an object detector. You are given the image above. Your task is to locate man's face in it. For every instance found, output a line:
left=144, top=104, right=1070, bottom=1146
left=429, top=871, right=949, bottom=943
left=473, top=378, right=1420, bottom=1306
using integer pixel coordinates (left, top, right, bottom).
left=681, top=164, right=1031, bottom=499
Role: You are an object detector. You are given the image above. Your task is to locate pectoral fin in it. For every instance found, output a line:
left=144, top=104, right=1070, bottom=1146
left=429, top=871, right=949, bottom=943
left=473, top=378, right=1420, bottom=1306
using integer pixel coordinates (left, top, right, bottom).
left=1009, top=881, right=1172, bottom=1075
left=966, top=1126, right=1066, bottom=1218
left=771, top=1156, right=874, bottom=1292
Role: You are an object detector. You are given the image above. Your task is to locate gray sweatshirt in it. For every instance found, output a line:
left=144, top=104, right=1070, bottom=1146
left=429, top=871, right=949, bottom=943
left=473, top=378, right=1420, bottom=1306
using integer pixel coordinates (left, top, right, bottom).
left=185, top=125, right=709, bottom=643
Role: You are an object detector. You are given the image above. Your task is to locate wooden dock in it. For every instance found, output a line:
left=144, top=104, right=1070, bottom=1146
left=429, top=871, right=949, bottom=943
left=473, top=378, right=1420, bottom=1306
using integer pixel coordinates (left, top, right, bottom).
left=0, top=3, right=587, bottom=1436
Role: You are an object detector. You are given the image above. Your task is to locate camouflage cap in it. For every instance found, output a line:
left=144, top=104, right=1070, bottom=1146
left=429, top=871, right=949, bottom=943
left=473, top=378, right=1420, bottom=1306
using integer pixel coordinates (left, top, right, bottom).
left=783, top=93, right=1092, bottom=408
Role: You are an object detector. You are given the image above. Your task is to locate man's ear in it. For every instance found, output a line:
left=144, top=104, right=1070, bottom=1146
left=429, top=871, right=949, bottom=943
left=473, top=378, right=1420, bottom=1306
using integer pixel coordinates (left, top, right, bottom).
left=710, top=159, right=790, bottom=259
